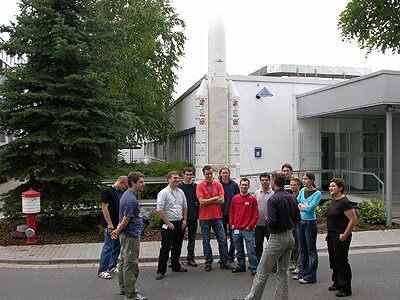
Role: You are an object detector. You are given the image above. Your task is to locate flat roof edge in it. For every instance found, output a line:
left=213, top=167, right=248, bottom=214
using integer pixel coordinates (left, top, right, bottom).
left=173, top=74, right=340, bottom=107
left=228, top=74, right=342, bottom=84
left=298, top=101, right=400, bottom=119
left=297, top=70, right=400, bottom=99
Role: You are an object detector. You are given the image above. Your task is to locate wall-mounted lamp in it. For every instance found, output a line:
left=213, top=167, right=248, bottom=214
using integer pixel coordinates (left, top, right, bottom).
left=256, top=87, right=273, bottom=99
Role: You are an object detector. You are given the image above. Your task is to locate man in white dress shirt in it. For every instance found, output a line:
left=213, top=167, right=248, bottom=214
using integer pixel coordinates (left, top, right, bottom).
left=155, top=171, right=188, bottom=280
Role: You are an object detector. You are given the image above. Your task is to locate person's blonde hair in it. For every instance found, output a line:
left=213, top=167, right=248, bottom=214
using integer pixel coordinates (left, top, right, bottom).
left=290, top=177, right=301, bottom=186
left=218, top=166, right=231, bottom=182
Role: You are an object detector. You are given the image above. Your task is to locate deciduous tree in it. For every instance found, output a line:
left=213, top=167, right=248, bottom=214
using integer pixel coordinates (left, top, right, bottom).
left=338, top=0, right=400, bottom=54
left=97, top=0, right=186, bottom=143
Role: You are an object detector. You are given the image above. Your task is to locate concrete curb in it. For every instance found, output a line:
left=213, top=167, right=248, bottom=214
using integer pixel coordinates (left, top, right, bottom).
left=2, top=243, right=400, bottom=265
left=1, top=230, right=399, bottom=265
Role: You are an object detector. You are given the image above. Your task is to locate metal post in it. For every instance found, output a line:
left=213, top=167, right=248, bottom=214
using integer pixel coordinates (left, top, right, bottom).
left=385, top=106, right=393, bottom=227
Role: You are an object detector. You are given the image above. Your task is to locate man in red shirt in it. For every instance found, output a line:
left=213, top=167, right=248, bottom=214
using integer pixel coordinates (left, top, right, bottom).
left=230, top=178, right=259, bottom=275
left=197, top=165, right=234, bottom=272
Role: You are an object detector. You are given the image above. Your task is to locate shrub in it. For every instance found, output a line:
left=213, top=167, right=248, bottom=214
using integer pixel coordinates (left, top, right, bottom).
left=97, top=224, right=105, bottom=237
left=105, top=160, right=195, bottom=179
left=356, top=218, right=365, bottom=228
left=151, top=211, right=161, bottom=228
left=356, top=199, right=386, bottom=225
left=105, top=160, right=195, bottom=199
left=316, top=200, right=331, bottom=218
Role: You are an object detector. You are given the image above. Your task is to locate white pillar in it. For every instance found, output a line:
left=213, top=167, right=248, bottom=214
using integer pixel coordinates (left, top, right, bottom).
left=385, top=106, right=392, bottom=227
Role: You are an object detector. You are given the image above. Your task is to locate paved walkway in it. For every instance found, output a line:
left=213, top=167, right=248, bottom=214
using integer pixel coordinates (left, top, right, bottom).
left=1, top=229, right=399, bottom=265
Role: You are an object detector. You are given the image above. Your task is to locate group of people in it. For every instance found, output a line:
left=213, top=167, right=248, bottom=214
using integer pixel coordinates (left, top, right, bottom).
left=96, top=163, right=358, bottom=300
left=97, top=172, right=147, bottom=300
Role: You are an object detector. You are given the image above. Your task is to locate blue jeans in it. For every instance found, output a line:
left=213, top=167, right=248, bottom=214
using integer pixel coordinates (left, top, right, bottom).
left=98, top=228, right=121, bottom=274
left=186, top=219, right=198, bottom=260
left=232, top=228, right=258, bottom=274
left=200, top=218, right=229, bottom=266
left=297, top=221, right=318, bottom=282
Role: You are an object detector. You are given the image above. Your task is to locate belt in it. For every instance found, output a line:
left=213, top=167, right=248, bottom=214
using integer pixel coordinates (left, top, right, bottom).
left=170, top=220, right=183, bottom=223
left=300, top=220, right=316, bottom=224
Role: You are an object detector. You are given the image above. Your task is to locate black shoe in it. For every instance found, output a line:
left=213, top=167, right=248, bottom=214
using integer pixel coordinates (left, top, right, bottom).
left=328, top=285, right=339, bottom=291
left=335, top=291, right=351, bottom=297
left=205, top=265, right=212, bottom=272
left=221, top=263, right=234, bottom=270
left=232, top=267, right=246, bottom=273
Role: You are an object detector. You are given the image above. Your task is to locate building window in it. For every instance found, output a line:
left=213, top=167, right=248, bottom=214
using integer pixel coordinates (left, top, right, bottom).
left=172, top=127, right=195, bottom=162
left=144, top=141, right=166, bottom=161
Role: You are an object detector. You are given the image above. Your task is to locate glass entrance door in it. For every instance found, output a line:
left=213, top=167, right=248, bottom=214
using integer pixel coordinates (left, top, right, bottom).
left=363, top=131, right=384, bottom=190
left=321, top=133, right=335, bottom=190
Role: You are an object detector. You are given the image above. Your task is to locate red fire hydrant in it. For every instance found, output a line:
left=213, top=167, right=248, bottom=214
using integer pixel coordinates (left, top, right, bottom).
left=22, top=188, right=41, bottom=245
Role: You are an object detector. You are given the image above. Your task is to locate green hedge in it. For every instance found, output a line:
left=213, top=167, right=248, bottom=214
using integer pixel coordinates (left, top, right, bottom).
left=316, top=200, right=331, bottom=218
left=105, top=161, right=195, bottom=199
left=105, top=161, right=194, bottom=178
left=356, top=199, right=386, bottom=225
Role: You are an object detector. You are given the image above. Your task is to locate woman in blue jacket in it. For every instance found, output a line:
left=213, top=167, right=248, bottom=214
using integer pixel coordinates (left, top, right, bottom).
left=294, top=171, right=321, bottom=284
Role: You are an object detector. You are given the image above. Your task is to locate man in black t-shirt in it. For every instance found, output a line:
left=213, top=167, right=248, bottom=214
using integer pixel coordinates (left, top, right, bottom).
left=282, top=163, right=294, bottom=194
left=178, top=167, right=199, bottom=266
left=97, top=176, right=128, bottom=279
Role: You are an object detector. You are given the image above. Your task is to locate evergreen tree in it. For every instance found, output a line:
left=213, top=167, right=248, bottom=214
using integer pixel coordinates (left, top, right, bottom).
left=0, top=0, right=130, bottom=217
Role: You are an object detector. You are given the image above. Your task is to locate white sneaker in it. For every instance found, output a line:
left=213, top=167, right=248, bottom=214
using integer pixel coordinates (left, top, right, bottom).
left=289, top=264, right=296, bottom=271
left=97, top=271, right=112, bottom=279
left=292, top=268, right=299, bottom=274
left=109, top=267, right=119, bottom=274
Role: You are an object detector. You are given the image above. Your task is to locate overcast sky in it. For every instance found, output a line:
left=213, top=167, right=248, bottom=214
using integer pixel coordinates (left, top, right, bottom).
left=2, top=0, right=399, bottom=97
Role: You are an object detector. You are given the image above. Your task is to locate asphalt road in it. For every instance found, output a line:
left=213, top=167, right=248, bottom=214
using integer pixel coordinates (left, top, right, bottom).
left=1, top=249, right=399, bottom=300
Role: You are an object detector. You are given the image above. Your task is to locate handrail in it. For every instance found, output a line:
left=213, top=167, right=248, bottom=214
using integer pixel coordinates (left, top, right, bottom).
left=102, top=177, right=170, bottom=185
left=340, top=169, right=385, bottom=204
left=241, top=169, right=336, bottom=190
left=241, top=169, right=336, bottom=178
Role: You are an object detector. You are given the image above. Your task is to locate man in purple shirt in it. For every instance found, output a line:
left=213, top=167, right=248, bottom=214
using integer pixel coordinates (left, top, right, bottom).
left=244, top=170, right=301, bottom=300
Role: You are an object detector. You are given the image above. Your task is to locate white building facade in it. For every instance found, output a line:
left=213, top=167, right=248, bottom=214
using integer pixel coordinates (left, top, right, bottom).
left=146, top=65, right=400, bottom=199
